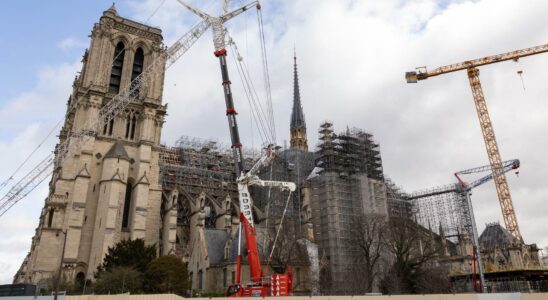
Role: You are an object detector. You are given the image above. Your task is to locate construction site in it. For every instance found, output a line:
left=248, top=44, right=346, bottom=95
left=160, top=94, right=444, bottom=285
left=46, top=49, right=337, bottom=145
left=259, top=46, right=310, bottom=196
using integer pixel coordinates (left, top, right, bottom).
left=0, top=0, right=547, bottom=298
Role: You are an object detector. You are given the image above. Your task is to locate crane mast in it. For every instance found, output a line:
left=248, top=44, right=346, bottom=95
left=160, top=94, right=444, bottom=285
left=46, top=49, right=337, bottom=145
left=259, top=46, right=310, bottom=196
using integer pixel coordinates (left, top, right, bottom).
left=405, top=42, right=548, bottom=241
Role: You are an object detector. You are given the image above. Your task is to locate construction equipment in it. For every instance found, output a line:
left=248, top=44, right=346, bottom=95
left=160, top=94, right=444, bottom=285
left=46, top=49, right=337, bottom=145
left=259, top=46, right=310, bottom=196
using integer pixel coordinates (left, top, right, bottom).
left=174, top=1, right=296, bottom=296
left=454, top=159, right=520, bottom=293
left=405, top=43, right=548, bottom=241
left=409, top=159, right=520, bottom=293
left=227, top=145, right=296, bottom=297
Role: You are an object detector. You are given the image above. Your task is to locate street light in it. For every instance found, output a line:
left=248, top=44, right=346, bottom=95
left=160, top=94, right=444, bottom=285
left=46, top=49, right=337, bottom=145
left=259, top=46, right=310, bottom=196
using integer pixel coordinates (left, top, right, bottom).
left=54, top=229, right=67, bottom=300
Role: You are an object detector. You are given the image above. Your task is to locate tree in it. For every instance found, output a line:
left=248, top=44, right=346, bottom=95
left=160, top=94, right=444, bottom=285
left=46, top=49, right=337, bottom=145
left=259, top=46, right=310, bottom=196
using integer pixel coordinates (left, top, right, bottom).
left=380, top=218, right=449, bottom=294
left=95, top=239, right=156, bottom=277
left=94, top=266, right=143, bottom=294
left=264, top=218, right=309, bottom=275
left=349, top=214, right=387, bottom=293
left=145, top=255, right=190, bottom=295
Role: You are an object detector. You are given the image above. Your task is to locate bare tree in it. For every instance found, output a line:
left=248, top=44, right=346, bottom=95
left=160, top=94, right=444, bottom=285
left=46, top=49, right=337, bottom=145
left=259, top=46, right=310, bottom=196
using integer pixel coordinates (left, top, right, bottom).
left=264, top=218, right=307, bottom=274
left=381, top=218, right=449, bottom=294
left=349, top=214, right=387, bottom=293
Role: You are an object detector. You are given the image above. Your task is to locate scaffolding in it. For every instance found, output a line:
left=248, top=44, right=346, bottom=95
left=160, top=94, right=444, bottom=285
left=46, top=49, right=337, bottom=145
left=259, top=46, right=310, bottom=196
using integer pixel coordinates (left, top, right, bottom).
left=309, top=121, right=388, bottom=294
left=408, top=184, right=472, bottom=242
left=385, top=177, right=414, bottom=219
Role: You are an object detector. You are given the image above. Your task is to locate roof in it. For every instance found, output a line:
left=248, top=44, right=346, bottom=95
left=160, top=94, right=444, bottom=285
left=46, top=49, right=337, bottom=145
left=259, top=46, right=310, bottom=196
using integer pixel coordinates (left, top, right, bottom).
left=203, top=229, right=229, bottom=265
left=104, top=140, right=130, bottom=161
left=479, top=223, right=521, bottom=249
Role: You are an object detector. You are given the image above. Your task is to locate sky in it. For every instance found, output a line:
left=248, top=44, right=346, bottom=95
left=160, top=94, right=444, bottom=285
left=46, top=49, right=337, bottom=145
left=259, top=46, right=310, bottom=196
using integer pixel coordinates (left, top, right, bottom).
left=1, top=0, right=548, bottom=283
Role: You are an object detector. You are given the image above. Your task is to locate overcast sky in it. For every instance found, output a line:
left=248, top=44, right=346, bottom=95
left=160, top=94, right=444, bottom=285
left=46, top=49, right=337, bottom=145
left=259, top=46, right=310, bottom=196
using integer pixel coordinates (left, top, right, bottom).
left=1, top=0, right=548, bottom=283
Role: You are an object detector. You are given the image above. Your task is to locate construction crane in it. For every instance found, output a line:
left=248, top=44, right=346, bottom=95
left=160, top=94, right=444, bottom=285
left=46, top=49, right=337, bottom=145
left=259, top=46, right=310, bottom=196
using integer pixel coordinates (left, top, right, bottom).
left=405, top=43, right=548, bottom=241
left=0, top=19, right=212, bottom=217
left=228, top=145, right=296, bottom=297
left=409, top=159, right=520, bottom=293
left=454, top=159, right=520, bottom=293
left=174, top=1, right=297, bottom=296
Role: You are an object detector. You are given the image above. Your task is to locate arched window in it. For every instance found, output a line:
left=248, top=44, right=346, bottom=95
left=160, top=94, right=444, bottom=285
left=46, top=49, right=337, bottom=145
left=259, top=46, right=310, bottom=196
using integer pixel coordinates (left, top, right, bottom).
left=75, top=272, right=86, bottom=289
left=130, top=115, right=137, bottom=140
left=109, top=42, right=125, bottom=94
left=198, top=270, right=203, bottom=290
left=125, top=112, right=138, bottom=140
left=47, top=208, right=54, bottom=228
left=122, top=179, right=133, bottom=229
left=130, top=48, right=144, bottom=97
left=103, top=118, right=114, bottom=136
left=204, top=205, right=217, bottom=229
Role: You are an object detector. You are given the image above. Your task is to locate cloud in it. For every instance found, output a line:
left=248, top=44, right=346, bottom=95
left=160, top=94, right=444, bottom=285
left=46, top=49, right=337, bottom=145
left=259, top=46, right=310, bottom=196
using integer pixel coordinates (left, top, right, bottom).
left=0, top=60, right=80, bottom=283
left=2, top=0, right=548, bottom=283
left=58, top=37, right=88, bottom=50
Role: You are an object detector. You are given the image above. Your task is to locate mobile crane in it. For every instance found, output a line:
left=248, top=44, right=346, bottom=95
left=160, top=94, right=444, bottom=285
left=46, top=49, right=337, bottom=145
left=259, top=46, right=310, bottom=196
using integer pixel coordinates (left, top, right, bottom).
left=226, top=145, right=296, bottom=297
left=173, top=0, right=297, bottom=296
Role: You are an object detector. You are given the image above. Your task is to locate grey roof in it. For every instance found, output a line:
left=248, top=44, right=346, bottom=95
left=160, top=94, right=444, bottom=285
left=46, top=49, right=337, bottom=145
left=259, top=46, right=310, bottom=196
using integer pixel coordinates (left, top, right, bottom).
left=204, top=229, right=230, bottom=265
left=104, top=140, right=130, bottom=161
left=479, top=223, right=521, bottom=249
left=290, top=52, right=306, bottom=130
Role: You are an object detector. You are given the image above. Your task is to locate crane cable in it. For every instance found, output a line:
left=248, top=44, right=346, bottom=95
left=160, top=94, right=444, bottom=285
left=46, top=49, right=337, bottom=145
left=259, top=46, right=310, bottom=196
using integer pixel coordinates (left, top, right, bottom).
left=0, top=119, right=63, bottom=193
left=227, top=37, right=273, bottom=145
left=256, top=7, right=277, bottom=144
left=267, top=189, right=293, bottom=264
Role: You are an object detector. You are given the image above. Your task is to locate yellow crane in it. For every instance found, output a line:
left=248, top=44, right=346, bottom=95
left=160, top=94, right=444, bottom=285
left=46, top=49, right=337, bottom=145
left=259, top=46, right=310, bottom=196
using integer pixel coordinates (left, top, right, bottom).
left=405, top=43, right=548, bottom=242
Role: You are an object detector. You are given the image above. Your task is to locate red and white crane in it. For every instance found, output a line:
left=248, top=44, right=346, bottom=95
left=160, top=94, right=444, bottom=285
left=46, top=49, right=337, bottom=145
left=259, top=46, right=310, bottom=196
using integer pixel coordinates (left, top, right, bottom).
left=173, top=0, right=296, bottom=296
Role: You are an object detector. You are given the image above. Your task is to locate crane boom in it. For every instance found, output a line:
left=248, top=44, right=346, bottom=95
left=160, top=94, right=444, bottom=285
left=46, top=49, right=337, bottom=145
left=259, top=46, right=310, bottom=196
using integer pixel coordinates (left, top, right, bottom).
left=0, top=20, right=210, bottom=218
left=455, top=159, right=520, bottom=191
left=403, top=42, right=548, bottom=242
left=406, top=43, right=548, bottom=81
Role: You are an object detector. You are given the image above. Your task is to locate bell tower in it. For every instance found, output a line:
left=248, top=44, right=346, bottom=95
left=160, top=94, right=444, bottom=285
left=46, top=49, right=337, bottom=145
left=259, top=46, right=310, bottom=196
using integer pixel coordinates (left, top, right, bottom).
left=290, top=51, right=308, bottom=152
left=14, top=4, right=167, bottom=284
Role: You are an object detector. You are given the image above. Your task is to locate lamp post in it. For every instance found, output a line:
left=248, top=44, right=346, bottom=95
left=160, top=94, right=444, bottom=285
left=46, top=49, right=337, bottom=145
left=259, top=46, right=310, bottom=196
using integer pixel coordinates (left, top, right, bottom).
left=54, top=229, right=67, bottom=300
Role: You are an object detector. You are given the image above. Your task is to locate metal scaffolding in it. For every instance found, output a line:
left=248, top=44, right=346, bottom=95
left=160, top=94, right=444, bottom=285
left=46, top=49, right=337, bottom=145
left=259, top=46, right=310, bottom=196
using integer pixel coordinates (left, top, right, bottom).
left=408, top=184, right=472, bottom=242
left=309, top=121, right=388, bottom=294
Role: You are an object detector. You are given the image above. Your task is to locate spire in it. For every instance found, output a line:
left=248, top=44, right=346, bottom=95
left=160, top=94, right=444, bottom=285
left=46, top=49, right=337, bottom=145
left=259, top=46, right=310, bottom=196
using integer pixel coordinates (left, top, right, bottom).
left=291, top=50, right=306, bottom=130
left=289, top=49, right=308, bottom=152
left=106, top=3, right=118, bottom=15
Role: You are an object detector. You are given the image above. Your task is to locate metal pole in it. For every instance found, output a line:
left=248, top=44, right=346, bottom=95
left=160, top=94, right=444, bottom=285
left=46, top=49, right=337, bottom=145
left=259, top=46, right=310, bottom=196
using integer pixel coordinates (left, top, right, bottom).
left=465, top=192, right=486, bottom=292
left=54, top=229, right=67, bottom=300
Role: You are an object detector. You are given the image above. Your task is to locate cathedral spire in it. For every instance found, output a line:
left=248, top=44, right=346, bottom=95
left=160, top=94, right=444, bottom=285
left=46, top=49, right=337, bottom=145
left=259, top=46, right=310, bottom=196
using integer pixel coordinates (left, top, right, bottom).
left=290, top=50, right=308, bottom=151
left=291, top=50, right=306, bottom=130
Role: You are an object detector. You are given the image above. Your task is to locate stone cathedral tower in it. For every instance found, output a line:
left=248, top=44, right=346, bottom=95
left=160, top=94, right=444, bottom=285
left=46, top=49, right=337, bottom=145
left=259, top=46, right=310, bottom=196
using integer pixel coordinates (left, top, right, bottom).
left=14, top=5, right=167, bottom=284
left=290, top=52, right=308, bottom=151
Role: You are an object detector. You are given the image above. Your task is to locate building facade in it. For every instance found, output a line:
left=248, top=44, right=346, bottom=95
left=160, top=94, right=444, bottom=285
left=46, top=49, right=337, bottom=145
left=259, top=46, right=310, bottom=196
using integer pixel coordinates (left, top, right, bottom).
left=14, top=5, right=167, bottom=284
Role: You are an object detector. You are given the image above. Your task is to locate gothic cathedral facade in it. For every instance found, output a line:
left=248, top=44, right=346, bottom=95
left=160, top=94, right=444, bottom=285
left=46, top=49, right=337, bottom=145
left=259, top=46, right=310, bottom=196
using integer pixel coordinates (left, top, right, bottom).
left=14, top=5, right=168, bottom=284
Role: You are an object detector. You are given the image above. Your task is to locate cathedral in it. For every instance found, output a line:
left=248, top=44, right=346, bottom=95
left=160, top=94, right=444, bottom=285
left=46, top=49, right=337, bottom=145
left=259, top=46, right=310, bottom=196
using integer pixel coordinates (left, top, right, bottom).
left=15, top=5, right=542, bottom=296
left=14, top=5, right=167, bottom=285
left=13, top=5, right=320, bottom=294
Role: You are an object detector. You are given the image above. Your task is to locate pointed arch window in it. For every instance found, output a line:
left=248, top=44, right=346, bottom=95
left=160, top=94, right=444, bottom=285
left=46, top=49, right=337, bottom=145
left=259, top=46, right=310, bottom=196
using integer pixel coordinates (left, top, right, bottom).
left=130, top=48, right=144, bottom=97
left=122, top=179, right=133, bottom=229
left=125, top=111, right=138, bottom=140
left=103, top=118, right=114, bottom=136
left=109, top=42, right=125, bottom=94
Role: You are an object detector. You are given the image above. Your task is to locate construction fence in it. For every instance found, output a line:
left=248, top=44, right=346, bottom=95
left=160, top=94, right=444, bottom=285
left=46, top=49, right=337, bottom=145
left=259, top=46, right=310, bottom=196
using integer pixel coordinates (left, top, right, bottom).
left=59, top=294, right=548, bottom=300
